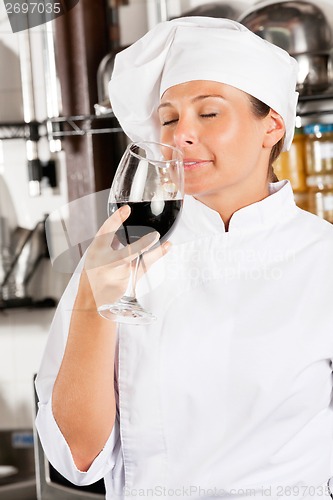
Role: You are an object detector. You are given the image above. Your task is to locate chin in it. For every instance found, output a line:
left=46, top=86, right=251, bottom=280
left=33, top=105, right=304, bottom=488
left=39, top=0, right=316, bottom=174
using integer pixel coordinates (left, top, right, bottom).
left=184, top=181, right=210, bottom=196
left=184, top=183, right=222, bottom=198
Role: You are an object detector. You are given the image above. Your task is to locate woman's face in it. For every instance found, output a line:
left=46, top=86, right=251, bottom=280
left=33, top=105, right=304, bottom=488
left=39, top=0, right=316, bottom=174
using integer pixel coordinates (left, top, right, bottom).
left=158, top=80, right=277, bottom=207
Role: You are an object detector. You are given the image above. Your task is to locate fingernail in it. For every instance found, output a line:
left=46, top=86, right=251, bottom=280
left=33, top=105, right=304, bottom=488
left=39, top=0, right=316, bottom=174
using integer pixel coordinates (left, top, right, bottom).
left=151, top=231, right=160, bottom=241
left=120, top=204, right=130, bottom=215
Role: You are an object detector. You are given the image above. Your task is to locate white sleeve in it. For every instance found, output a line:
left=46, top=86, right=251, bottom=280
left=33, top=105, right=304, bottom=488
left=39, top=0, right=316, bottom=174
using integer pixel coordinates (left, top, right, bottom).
left=34, top=261, right=120, bottom=486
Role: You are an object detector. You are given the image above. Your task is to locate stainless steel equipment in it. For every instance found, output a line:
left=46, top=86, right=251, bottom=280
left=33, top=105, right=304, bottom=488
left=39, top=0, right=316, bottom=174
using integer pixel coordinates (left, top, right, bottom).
left=175, top=2, right=241, bottom=20
left=95, top=45, right=130, bottom=116
left=0, top=430, right=36, bottom=500
left=0, top=217, right=10, bottom=291
left=239, top=1, right=333, bottom=95
left=0, top=219, right=55, bottom=308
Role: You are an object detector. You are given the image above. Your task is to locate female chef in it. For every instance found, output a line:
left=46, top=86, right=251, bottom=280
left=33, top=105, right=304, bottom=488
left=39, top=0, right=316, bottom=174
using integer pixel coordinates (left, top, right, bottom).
left=35, top=16, right=333, bottom=500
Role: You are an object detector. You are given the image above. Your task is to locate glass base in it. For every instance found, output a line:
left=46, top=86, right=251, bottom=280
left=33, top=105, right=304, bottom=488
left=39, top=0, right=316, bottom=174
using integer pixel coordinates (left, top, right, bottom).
left=97, top=296, right=156, bottom=325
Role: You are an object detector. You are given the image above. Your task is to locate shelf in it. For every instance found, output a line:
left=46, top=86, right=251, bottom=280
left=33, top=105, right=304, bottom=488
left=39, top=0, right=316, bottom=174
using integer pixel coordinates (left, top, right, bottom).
left=297, top=88, right=333, bottom=121
left=0, top=113, right=122, bottom=140
left=0, top=297, right=57, bottom=310
left=296, top=108, right=333, bottom=119
left=0, top=122, right=38, bottom=140
left=298, top=90, right=333, bottom=103
left=47, top=114, right=123, bottom=137
left=2, top=95, right=333, bottom=140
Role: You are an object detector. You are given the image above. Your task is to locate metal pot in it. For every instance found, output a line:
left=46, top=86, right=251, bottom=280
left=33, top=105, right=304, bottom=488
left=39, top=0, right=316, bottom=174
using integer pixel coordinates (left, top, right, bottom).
left=174, top=2, right=241, bottom=20
left=294, top=52, right=333, bottom=94
left=0, top=217, right=10, bottom=292
left=1, top=221, right=48, bottom=302
left=239, top=0, right=333, bottom=94
left=95, top=46, right=128, bottom=116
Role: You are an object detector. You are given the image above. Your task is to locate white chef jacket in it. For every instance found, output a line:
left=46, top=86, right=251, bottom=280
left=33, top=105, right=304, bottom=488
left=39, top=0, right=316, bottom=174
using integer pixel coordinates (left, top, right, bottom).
left=35, top=180, right=333, bottom=499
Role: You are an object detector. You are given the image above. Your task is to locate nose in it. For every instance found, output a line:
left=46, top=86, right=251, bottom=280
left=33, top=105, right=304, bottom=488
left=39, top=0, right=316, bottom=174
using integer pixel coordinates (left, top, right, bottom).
left=173, top=116, right=197, bottom=149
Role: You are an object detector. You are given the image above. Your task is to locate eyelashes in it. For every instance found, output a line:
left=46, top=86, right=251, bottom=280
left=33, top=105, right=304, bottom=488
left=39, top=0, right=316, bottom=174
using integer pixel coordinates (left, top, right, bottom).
left=161, top=113, right=218, bottom=127
left=161, top=119, right=178, bottom=126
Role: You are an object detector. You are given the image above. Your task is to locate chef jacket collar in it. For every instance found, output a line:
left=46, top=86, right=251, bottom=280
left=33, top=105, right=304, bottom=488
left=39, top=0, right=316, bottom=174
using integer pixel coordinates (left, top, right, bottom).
left=182, top=180, right=297, bottom=234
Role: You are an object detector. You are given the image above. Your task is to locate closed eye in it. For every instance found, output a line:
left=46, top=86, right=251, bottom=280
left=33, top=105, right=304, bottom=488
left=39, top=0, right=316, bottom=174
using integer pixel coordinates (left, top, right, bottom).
left=161, top=118, right=178, bottom=126
left=161, top=112, right=217, bottom=126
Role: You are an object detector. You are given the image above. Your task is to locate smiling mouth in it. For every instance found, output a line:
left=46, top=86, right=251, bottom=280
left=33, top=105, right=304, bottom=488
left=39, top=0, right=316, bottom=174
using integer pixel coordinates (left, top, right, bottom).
left=183, top=160, right=211, bottom=171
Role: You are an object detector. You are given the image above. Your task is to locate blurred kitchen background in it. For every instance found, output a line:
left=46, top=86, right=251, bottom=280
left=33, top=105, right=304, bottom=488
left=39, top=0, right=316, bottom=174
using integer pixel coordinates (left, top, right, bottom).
left=1, top=0, right=333, bottom=498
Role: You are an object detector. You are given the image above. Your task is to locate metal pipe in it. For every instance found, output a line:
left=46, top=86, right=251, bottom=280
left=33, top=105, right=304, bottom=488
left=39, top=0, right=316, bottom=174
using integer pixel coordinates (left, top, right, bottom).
left=18, top=30, right=41, bottom=197
left=156, top=0, right=168, bottom=23
left=41, top=22, right=62, bottom=153
left=18, top=31, right=36, bottom=124
left=147, top=0, right=169, bottom=30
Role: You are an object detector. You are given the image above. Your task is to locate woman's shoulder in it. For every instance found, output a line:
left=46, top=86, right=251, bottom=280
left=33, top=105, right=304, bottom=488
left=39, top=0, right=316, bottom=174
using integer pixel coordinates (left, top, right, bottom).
left=295, top=206, right=333, bottom=234
left=292, top=206, right=333, bottom=255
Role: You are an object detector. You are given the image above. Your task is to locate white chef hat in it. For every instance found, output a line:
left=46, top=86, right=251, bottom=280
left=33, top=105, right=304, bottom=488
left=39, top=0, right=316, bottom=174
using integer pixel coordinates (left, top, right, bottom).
left=109, top=16, right=299, bottom=151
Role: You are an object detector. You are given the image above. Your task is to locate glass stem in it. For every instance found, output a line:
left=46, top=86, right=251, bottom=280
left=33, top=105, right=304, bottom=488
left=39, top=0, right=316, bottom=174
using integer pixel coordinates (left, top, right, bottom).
left=124, top=254, right=141, bottom=301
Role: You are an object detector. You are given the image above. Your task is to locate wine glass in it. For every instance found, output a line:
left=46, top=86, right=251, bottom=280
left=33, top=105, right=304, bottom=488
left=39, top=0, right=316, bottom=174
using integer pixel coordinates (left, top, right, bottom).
left=97, top=141, right=184, bottom=324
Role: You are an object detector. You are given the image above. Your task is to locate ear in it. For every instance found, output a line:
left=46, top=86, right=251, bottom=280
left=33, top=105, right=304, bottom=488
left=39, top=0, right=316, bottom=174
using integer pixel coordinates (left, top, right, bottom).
left=262, top=110, right=285, bottom=148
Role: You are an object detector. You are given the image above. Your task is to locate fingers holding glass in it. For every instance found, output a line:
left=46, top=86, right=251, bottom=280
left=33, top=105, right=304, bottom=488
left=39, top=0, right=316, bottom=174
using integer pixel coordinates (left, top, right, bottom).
left=83, top=207, right=160, bottom=311
left=97, top=141, right=184, bottom=324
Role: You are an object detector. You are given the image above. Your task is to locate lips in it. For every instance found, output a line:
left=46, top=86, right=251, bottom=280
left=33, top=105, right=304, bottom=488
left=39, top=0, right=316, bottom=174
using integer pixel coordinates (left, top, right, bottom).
left=183, top=159, right=212, bottom=171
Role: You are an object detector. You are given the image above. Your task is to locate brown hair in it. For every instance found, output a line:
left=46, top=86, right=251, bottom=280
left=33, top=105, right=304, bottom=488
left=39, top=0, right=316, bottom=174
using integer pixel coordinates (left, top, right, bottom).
left=248, top=95, right=285, bottom=182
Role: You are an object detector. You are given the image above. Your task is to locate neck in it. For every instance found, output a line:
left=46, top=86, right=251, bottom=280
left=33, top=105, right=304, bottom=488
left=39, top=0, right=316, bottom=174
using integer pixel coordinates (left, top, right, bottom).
left=194, top=178, right=270, bottom=231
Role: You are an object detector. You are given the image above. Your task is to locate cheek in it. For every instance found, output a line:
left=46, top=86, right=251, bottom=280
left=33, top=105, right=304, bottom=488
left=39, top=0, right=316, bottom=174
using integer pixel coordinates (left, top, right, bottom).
left=214, top=118, right=262, bottom=157
left=211, top=122, right=241, bottom=158
left=160, top=126, right=172, bottom=144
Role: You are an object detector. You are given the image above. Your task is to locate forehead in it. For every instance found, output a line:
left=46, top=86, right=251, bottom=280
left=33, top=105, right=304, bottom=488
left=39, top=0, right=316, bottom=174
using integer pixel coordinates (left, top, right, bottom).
left=159, top=80, right=249, bottom=104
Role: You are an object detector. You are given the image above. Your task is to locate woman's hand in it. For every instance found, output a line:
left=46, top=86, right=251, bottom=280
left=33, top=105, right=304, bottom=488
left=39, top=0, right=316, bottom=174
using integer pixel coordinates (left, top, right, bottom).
left=83, top=205, right=171, bottom=309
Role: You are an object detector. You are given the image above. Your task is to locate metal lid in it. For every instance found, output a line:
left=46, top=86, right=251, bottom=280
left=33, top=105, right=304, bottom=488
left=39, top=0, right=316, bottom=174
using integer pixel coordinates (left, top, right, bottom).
left=238, top=1, right=332, bottom=55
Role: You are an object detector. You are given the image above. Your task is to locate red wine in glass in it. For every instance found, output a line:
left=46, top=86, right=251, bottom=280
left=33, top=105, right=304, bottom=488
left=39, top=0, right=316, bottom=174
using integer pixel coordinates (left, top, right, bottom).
left=98, top=141, right=184, bottom=324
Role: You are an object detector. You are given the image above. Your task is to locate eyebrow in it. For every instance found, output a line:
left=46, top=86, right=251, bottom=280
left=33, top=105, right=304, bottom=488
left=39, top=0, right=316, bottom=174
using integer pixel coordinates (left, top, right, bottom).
left=157, top=94, right=225, bottom=111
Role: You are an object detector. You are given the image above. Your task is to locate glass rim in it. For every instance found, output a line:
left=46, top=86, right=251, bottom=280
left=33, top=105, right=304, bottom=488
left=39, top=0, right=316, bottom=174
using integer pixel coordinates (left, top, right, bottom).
left=126, top=141, right=183, bottom=164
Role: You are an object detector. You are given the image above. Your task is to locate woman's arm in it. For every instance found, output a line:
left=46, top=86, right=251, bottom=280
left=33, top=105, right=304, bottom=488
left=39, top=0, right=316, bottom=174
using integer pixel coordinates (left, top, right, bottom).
left=52, top=270, right=118, bottom=472
left=50, top=206, right=168, bottom=472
